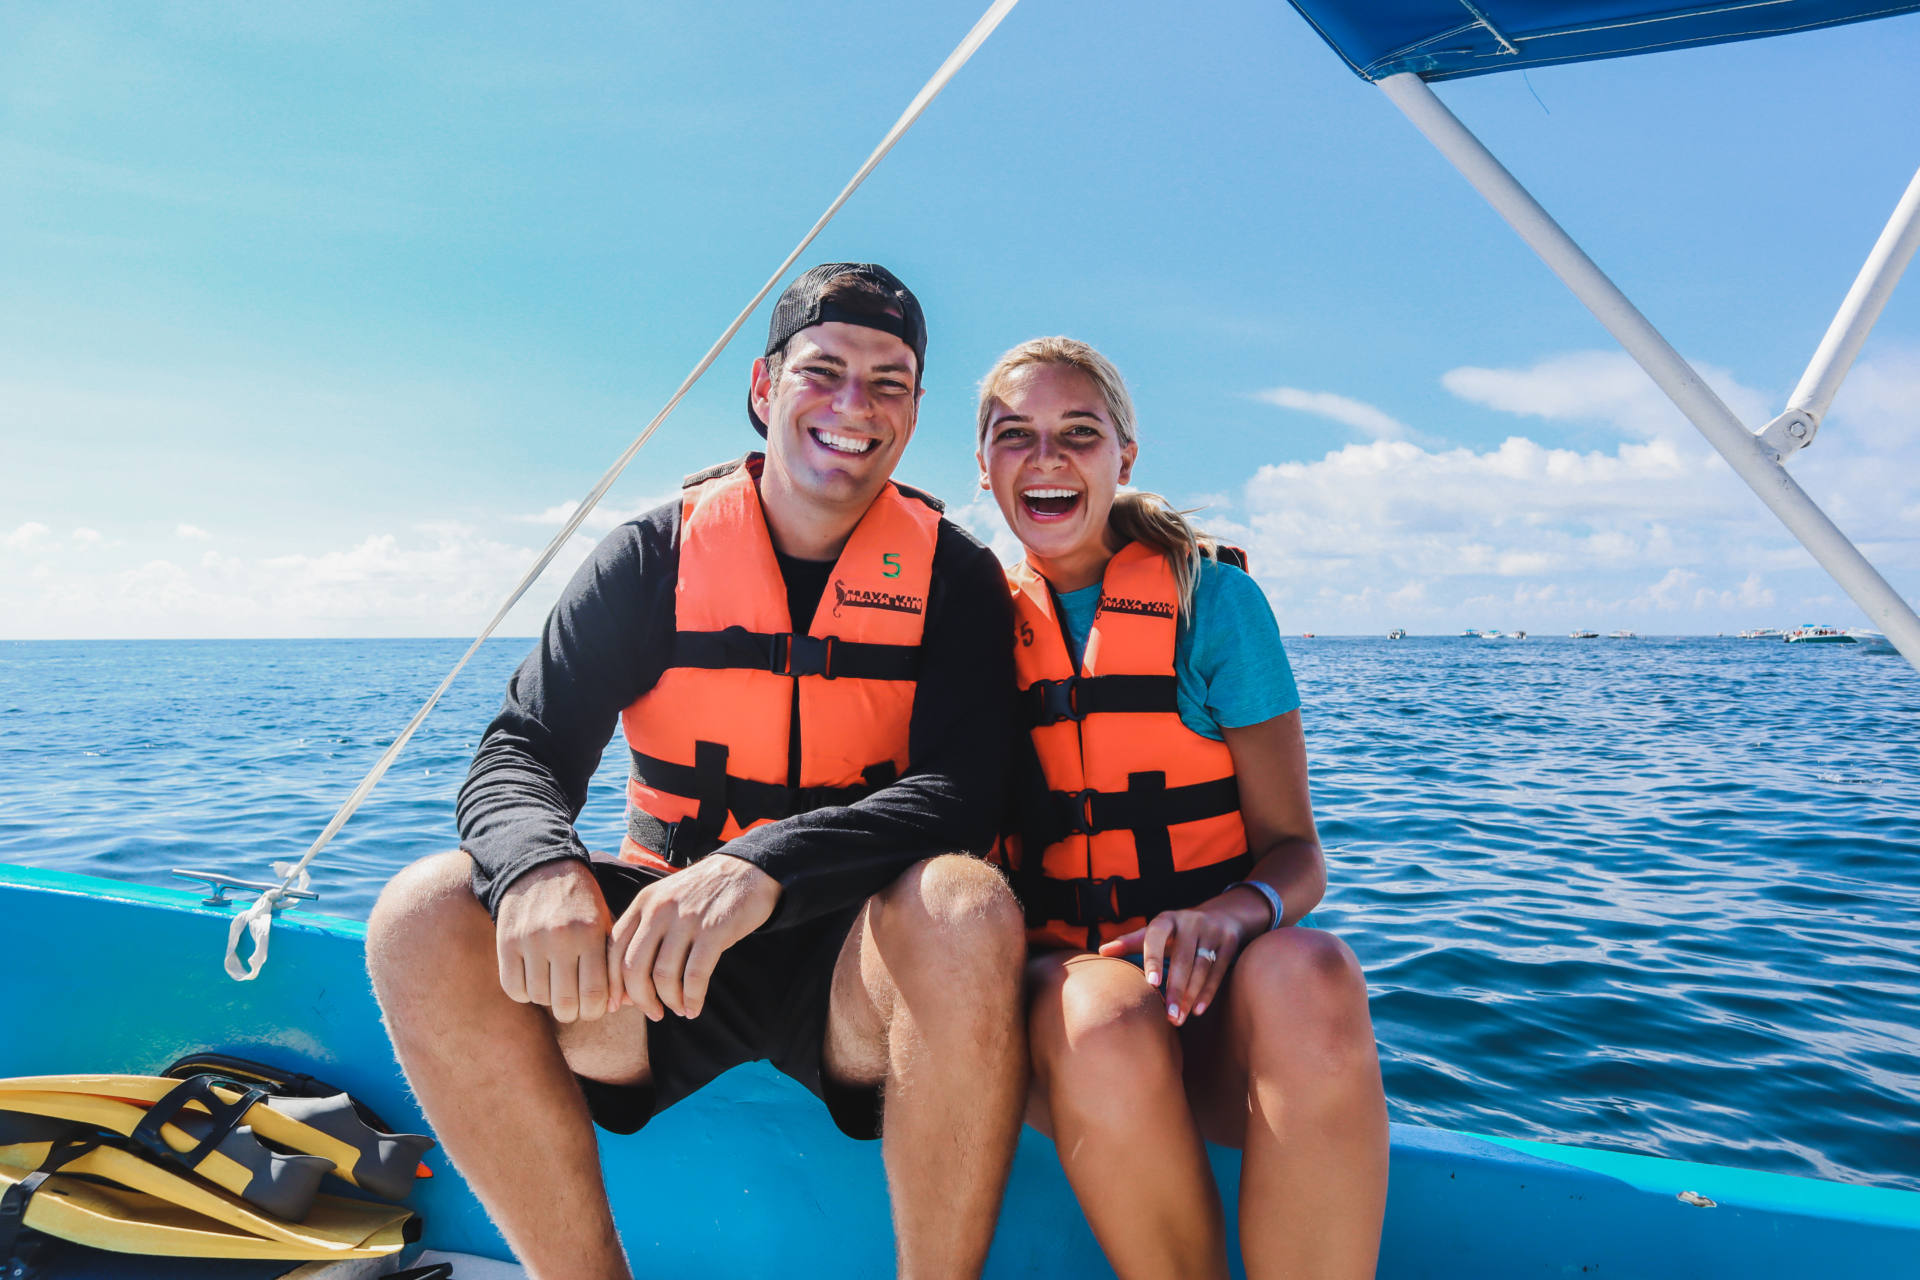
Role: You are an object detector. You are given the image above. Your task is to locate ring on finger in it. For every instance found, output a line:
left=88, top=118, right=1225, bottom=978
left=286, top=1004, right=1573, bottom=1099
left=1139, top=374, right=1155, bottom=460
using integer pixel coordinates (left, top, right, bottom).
left=1195, top=946, right=1219, bottom=963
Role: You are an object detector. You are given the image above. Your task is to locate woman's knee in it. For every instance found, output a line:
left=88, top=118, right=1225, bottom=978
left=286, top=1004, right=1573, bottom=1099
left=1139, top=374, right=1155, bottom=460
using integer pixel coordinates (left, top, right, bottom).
left=1031, top=957, right=1182, bottom=1097
left=1229, top=929, right=1376, bottom=1080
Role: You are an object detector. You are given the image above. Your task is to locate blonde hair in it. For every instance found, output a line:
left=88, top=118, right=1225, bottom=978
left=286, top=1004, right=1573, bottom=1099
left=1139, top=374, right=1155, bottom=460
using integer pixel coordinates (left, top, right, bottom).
left=977, top=336, right=1218, bottom=617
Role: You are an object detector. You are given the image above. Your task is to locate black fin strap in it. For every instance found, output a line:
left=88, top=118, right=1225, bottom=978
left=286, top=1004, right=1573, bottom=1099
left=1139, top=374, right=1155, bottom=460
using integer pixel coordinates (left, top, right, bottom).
left=0, top=1136, right=102, bottom=1262
left=129, top=1075, right=266, bottom=1172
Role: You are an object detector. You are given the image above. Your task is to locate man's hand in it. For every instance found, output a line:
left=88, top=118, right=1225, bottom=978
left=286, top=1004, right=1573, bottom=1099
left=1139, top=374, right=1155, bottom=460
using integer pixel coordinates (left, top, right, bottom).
left=609, top=854, right=781, bottom=1021
left=494, top=859, right=615, bottom=1024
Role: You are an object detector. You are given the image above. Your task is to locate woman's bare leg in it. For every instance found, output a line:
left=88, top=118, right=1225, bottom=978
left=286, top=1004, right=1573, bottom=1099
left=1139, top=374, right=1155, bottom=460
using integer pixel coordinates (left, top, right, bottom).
left=1184, top=928, right=1387, bottom=1280
left=1027, top=951, right=1228, bottom=1280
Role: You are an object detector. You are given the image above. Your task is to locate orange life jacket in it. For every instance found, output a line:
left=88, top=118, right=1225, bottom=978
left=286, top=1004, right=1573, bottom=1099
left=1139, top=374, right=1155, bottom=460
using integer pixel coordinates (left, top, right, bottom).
left=1002, top=542, right=1251, bottom=951
left=619, top=454, right=941, bottom=870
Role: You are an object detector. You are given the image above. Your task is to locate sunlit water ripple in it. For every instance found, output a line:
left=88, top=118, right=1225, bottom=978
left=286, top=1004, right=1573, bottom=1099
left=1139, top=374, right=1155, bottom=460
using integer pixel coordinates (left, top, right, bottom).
left=3, top=636, right=1916, bottom=1191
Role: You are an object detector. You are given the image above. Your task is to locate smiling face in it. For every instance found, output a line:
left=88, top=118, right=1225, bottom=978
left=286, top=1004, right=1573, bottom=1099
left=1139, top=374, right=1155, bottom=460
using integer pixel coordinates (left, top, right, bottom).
left=753, top=321, right=922, bottom=535
left=978, top=361, right=1137, bottom=592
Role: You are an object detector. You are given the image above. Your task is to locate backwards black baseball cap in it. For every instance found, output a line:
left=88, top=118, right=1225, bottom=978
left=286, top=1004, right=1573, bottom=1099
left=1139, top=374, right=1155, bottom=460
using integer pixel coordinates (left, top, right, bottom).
left=748, top=262, right=927, bottom=436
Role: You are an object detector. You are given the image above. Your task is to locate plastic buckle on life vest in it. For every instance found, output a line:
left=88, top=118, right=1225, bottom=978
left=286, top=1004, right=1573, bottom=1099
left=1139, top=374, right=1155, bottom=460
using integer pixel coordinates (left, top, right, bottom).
left=1070, top=876, right=1123, bottom=926
left=1033, top=678, right=1080, bottom=725
left=780, top=634, right=836, bottom=679
left=1066, top=788, right=1099, bottom=837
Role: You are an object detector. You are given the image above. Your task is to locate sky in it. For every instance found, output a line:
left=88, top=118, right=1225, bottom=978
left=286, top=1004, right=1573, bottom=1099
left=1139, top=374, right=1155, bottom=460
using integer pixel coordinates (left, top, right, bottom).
left=3, top=0, right=1918, bottom=638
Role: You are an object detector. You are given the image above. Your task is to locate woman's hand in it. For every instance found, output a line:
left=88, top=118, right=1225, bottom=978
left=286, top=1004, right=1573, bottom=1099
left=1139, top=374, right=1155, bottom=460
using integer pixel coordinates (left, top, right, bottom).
left=1098, top=899, right=1263, bottom=1026
left=1102, top=707, right=1330, bottom=1028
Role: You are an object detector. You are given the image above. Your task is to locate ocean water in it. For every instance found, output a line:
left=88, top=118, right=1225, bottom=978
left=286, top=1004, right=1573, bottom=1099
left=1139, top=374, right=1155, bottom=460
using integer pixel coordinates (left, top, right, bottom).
left=2, top=636, right=1916, bottom=1193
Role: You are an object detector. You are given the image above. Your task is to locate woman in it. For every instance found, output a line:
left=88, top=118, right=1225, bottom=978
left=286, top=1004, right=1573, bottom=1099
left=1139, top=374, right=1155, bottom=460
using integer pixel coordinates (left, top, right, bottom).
left=976, top=337, right=1388, bottom=1279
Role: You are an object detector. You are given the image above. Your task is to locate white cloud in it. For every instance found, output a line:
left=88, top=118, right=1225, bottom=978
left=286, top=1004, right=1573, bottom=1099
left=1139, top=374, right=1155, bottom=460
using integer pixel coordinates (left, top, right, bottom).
left=514, top=493, right=673, bottom=537
left=1497, top=551, right=1556, bottom=576
left=1827, top=346, right=1920, bottom=451
left=4, top=522, right=51, bottom=551
left=1441, top=350, right=1773, bottom=441
left=1226, top=348, right=1920, bottom=633
left=7, top=347, right=1911, bottom=639
left=1694, top=571, right=1775, bottom=611
left=176, top=523, right=211, bottom=540
left=0, top=522, right=601, bottom=639
left=1250, top=387, right=1413, bottom=441
left=1783, top=341, right=1920, bottom=540
left=1641, top=568, right=1699, bottom=610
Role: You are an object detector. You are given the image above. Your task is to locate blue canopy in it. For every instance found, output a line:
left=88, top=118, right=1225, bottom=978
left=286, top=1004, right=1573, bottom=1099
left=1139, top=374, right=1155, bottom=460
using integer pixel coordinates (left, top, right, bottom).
left=1289, top=1, right=1920, bottom=81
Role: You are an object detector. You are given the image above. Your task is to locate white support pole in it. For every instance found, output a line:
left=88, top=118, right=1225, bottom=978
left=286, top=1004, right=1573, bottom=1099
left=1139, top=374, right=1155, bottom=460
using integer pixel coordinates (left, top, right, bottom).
left=1787, top=163, right=1920, bottom=423
left=1376, top=72, right=1920, bottom=674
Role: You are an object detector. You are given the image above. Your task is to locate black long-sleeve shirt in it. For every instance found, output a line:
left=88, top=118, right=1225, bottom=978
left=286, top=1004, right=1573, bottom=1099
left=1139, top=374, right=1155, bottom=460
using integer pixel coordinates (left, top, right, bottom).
left=456, top=481, right=1016, bottom=930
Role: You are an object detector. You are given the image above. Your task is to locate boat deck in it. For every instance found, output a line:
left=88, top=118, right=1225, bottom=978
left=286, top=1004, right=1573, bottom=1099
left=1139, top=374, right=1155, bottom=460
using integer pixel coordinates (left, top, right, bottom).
left=5, top=864, right=1916, bottom=1278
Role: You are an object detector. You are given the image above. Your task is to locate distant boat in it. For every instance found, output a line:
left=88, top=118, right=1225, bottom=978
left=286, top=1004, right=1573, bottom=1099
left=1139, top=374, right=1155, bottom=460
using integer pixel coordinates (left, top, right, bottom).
left=1737, top=627, right=1782, bottom=639
left=1569, top=629, right=1598, bottom=639
left=1478, top=629, right=1504, bottom=639
left=1388, top=628, right=1407, bottom=640
left=1784, top=625, right=1854, bottom=644
left=1609, top=630, right=1637, bottom=639
left=1847, top=629, right=1897, bottom=653
left=1459, top=628, right=1477, bottom=638
left=1511, top=630, right=1528, bottom=640
left=1302, top=632, right=1316, bottom=639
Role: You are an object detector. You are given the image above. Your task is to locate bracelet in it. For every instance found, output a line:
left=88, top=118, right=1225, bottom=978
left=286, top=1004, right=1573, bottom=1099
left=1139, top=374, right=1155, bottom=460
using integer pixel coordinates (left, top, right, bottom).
left=1227, top=880, right=1285, bottom=932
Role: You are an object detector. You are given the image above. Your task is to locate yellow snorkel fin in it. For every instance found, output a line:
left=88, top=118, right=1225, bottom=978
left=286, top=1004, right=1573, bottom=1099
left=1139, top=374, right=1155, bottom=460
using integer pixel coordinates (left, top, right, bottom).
left=0, top=1074, right=433, bottom=1214
left=0, top=1130, right=418, bottom=1262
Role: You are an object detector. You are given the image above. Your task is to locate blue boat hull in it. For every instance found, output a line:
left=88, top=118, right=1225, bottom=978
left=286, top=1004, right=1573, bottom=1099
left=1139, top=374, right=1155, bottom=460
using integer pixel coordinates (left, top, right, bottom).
left=4, top=864, right=1915, bottom=1277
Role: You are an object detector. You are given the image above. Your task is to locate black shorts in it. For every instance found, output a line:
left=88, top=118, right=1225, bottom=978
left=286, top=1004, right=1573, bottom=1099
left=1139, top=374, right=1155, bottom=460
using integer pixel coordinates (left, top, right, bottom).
left=573, top=857, right=882, bottom=1141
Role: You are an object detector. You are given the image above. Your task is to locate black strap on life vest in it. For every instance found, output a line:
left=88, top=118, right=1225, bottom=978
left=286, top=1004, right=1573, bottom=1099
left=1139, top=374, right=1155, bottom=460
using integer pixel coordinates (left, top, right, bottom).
left=1014, top=767, right=1246, bottom=940
left=1039, top=772, right=1241, bottom=845
left=670, top=628, right=919, bottom=682
left=628, top=743, right=899, bottom=865
left=0, top=1134, right=104, bottom=1267
left=1018, top=854, right=1252, bottom=933
left=1019, top=673, right=1178, bottom=727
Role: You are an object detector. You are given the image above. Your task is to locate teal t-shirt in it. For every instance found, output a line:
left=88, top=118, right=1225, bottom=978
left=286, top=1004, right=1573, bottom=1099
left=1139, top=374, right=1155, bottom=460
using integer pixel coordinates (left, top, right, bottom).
left=1053, top=556, right=1300, bottom=740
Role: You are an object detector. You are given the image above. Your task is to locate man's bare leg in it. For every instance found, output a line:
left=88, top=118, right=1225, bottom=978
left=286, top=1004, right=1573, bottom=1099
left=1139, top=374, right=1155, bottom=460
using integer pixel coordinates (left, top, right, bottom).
left=824, top=855, right=1027, bottom=1280
left=368, top=852, right=642, bottom=1280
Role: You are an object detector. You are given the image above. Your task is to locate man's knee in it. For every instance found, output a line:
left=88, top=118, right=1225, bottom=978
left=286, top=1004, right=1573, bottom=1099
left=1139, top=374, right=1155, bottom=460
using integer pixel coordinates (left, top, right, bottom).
left=871, top=855, right=1025, bottom=979
left=368, top=850, right=490, bottom=981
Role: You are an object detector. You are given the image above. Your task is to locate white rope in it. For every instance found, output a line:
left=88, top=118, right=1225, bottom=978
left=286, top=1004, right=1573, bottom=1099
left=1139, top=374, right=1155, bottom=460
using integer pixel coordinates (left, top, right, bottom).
left=224, top=0, right=1025, bottom=981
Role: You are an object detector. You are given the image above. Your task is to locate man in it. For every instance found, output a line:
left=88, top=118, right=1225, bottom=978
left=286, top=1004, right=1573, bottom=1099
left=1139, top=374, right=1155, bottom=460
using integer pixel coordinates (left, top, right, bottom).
left=368, top=263, right=1026, bottom=1280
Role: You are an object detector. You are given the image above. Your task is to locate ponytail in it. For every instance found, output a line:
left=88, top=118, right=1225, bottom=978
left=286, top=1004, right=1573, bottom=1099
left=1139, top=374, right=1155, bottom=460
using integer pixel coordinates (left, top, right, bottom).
left=1108, top=491, right=1217, bottom=622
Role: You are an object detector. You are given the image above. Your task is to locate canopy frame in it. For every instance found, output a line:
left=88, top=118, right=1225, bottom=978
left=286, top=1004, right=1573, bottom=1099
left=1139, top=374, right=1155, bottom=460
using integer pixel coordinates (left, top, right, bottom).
left=1378, top=72, right=1920, bottom=671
